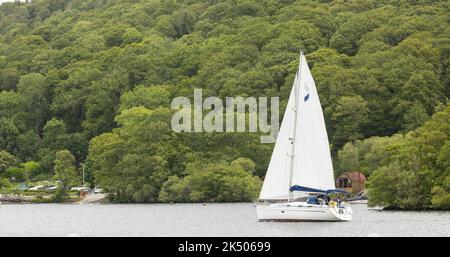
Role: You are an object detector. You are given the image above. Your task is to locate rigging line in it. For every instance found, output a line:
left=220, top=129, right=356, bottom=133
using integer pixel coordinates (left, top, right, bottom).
left=288, top=51, right=303, bottom=201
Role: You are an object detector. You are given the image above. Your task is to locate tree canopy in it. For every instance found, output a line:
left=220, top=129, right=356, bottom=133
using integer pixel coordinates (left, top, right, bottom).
left=0, top=0, right=448, bottom=205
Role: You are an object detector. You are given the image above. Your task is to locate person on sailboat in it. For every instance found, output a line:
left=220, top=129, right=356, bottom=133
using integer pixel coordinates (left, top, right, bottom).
left=318, top=194, right=330, bottom=205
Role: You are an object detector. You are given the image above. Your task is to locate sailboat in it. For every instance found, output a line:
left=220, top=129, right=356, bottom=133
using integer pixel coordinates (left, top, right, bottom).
left=256, top=52, right=352, bottom=222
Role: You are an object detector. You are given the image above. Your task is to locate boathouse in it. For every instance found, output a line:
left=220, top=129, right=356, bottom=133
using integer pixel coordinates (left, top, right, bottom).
left=335, top=172, right=366, bottom=194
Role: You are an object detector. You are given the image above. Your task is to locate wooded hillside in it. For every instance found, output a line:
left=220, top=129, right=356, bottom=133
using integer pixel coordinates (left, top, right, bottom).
left=0, top=0, right=448, bottom=207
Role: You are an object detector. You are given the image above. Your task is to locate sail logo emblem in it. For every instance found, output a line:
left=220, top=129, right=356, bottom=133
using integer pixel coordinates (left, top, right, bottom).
left=304, top=84, right=311, bottom=102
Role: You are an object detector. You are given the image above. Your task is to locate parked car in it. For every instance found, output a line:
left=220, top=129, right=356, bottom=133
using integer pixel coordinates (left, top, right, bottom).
left=44, top=185, right=58, bottom=191
left=93, top=188, right=103, bottom=194
left=28, top=185, right=44, bottom=191
left=70, top=187, right=90, bottom=192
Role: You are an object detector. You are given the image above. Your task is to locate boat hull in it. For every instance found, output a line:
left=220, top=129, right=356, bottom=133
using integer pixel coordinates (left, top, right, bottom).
left=256, top=203, right=352, bottom=222
left=349, top=200, right=368, bottom=204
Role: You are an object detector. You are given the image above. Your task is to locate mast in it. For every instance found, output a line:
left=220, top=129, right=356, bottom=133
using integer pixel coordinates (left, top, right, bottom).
left=288, top=51, right=303, bottom=201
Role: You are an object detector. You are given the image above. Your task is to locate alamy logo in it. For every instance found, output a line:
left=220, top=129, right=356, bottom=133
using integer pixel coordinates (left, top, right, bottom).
left=171, top=89, right=279, bottom=143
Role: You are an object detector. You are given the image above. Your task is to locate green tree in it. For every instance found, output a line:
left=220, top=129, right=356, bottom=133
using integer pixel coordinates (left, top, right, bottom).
left=331, top=96, right=369, bottom=150
left=42, top=118, right=67, bottom=148
left=158, top=159, right=261, bottom=203
left=16, top=130, right=41, bottom=162
left=21, top=161, right=40, bottom=188
left=368, top=105, right=450, bottom=209
left=17, top=73, right=49, bottom=134
left=53, top=150, right=78, bottom=189
left=0, top=150, right=16, bottom=174
left=153, top=15, right=177, bottom=38
left=329, top=8, right=395, bottom=55
left=51, top=66, right=103, bottom=132
left=0, top=118, right=20, bottom=154
left=335, top=142, right=360, bottom=176
left=122, top=27, right=144, bottom=45
left=0, top=91, right=21, bottom=119
left=0, top=178, right=12, bottom=193
left=0, top=67, right=20, bottom=91
left=88, top=107, right=174, bottom=203
left=104, top=25, right=125, bottom=47
left=431, top=176, right=450, bottom=210
left=119, top=85, right=171, bottom=112
left=402, top=103, right=429, bottom=131
left=83, top=71, right=128, bottom=138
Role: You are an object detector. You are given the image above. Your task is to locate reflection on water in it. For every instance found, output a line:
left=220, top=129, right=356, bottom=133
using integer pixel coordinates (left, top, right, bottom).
left=0, top=203, right=448, bottom=237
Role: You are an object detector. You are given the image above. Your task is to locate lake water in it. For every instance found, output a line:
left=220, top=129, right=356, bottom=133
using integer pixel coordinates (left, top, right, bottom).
left=0, top=203, right=448, bottom=237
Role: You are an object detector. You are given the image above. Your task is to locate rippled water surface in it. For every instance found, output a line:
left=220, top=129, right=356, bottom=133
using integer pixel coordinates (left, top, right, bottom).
left=0, top=203, right=448, bottom=236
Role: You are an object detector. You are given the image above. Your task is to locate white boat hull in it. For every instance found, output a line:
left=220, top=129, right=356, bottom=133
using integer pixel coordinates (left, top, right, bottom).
left=349, top=200, right=368, bottom=204
left=257, top=202, right=352, bottom=222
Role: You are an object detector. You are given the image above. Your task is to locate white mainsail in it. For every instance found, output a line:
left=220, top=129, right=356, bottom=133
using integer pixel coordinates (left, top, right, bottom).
left=259, top=53, right=335, bottom=200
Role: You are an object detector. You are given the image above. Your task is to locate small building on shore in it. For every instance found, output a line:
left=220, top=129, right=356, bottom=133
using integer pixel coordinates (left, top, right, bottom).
left=335, top=172, right=366, bottom=194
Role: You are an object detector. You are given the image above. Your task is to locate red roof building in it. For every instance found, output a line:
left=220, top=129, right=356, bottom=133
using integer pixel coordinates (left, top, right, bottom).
left=335, top=172, right=367, bottom=194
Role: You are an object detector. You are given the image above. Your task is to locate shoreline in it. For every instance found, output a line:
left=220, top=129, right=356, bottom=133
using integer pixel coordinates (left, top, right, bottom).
left=0, top=193, right=107, bottom=205
left=1, top=201, right=449, bottom=212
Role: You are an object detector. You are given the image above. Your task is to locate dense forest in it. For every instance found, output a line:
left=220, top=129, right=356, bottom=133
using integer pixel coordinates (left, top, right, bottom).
left=0, top=0, right=448, bottom=208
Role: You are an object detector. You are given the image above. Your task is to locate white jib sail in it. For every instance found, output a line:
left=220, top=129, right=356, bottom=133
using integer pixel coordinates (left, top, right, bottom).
left=259, top=53, right=335, bottom=200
